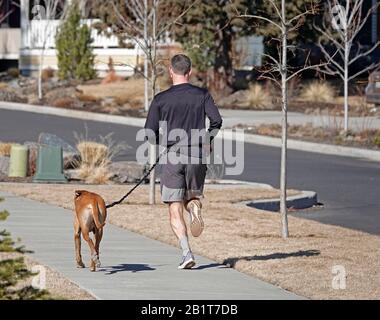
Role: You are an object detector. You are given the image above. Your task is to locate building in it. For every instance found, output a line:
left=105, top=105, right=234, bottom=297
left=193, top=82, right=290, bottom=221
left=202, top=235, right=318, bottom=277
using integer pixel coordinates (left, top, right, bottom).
left=1, top=0, right=380, bottom=76
left=0, top=0, right=150, bottom=76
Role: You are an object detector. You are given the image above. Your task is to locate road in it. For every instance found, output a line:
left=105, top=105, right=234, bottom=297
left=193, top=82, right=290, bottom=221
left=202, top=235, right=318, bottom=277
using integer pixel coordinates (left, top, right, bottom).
left=1, top=109, right=379, bottom=235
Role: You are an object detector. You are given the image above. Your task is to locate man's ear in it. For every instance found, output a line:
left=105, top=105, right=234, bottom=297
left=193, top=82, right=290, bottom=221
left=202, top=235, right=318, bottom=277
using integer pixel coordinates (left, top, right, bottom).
left=188, top=68, right=192, bottom=77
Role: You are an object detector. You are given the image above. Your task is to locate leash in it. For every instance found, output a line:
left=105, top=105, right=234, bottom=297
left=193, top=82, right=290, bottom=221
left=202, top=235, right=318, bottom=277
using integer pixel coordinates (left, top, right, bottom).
left=105, top=146, right=169, bottom=209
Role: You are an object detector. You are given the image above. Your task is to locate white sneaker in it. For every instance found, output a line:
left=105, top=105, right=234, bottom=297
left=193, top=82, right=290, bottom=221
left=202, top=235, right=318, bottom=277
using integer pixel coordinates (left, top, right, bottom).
left=188, top=200, right=204, bottom=237
left=178, top=252, right=196, bottom=269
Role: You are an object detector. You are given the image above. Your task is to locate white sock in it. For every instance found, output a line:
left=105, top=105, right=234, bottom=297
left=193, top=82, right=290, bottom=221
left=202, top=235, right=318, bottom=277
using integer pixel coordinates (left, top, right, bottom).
left=179, top=236, right=191, bottom=256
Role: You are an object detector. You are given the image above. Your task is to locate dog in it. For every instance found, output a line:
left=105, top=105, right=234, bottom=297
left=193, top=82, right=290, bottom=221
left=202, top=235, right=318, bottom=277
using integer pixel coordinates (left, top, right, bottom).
left=74, top=190, right=107, bottom=272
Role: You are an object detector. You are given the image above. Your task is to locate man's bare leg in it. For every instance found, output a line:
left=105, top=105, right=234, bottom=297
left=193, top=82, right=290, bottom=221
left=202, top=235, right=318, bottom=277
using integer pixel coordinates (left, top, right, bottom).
left=169, top=201, right=195, bottom=269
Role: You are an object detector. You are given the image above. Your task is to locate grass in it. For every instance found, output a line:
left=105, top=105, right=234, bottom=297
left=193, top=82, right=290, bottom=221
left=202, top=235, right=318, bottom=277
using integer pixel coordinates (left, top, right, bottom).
left=1, top=183, right=379, bottom=300
left=0, top=143, right=14, bottom=157
left=73, top=132, right=129, bottom=184
left=77, top=78, right=145, bottom=108
left=301, top=81, right=336, bottom=103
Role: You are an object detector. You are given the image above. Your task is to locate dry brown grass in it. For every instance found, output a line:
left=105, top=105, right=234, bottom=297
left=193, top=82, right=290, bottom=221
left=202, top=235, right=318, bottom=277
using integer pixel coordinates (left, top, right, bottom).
left=0, top=183, right=378, bottom=300
left=0, top=82, right=8, bottom=90
left=0, top=142, right=14, bottom=156
left=242, top=84, right=273, bottom=110
left=76, top=141, right=109, bottom=167
left=301, top=81, right=336, bottom=103
left=53, top=97, right=75, bottom=108
left=77, top=78, right=144, bottom=104
left=75, top=141, right=111, bottom=184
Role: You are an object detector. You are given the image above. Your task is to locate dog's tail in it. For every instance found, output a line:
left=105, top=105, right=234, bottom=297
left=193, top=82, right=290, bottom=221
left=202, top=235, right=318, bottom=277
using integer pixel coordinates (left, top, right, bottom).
left=92, top=201, right=106, bottom=229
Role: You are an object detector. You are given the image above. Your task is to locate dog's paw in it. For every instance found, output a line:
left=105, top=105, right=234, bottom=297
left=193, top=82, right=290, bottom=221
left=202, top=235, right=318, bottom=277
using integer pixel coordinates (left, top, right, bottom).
left=91, top=254, right=101, bottom=267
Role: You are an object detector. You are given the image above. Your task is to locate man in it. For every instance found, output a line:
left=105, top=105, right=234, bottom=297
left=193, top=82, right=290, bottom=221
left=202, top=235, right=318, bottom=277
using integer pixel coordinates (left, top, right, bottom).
left=144, top=54, right=222, bottom=269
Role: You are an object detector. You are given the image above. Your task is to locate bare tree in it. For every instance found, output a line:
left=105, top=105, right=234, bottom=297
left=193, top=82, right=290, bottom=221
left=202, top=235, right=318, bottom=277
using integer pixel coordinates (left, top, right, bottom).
left=112, top=0, right=198, bottom=204
left=232, top=0, right=324, bottom=238
left=316, top=0, right=380, bottom=132
left=31, top=0, right=66, bottom=100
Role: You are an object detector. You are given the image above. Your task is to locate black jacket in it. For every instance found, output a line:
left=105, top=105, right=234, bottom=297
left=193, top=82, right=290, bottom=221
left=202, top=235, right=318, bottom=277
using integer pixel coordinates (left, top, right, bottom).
left=144, top=83, right=223, bottom=155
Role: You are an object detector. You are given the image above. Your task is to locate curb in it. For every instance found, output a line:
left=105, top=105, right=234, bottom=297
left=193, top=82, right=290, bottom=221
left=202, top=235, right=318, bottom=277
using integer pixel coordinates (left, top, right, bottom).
left=205, top=178, right=274, bottom=189
left=1, top=101, right=380, bottom=162
left=222, top=130, right=380, bottom=163
left=244, top=190, right=318, bottom=212
left=0, top=101, right=145, bottom=127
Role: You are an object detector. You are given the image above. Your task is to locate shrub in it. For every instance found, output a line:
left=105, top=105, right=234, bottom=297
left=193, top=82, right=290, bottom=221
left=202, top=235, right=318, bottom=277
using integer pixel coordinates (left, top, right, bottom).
left=372, top=135, right=380, bottom=147
left=7, top=68, right=19, bottom=78
left=301, top=81, right=336, bottom=103
left=55, top=2, right=96, bottom=81
left=53, top=97, right=74, bottom=108
left=245, top=84, right=273, bottom=109
left=41, top=67, right=55, bottom=81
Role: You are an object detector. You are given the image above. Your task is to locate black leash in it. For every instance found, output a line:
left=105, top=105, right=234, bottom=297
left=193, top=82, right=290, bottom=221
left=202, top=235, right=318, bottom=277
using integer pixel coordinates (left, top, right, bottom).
left=105, top=147, right=168, bottom=209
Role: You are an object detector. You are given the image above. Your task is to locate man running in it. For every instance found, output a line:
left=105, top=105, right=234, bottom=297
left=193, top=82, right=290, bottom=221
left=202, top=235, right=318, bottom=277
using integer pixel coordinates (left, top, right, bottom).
left=144, top=54, right=222, bottom=269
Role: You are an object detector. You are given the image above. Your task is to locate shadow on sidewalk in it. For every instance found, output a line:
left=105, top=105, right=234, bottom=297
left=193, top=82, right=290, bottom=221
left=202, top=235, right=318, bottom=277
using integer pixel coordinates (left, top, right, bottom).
left=223, top=250, right=320, bottom=267
left=99, top=263, right=156, bottom=275
left=192, top=263, right=229, bottom=270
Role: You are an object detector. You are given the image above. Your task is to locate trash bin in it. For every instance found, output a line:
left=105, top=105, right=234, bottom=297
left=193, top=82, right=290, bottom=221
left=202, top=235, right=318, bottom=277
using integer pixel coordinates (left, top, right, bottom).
left=33, top=145, right=67, bottom=182
left=8, top=144, right=28, bottom=178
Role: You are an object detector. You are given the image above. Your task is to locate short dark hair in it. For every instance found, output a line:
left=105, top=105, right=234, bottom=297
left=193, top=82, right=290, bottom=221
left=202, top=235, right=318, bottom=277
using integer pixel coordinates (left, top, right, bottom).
left=170, top=54, right=192, bottom=75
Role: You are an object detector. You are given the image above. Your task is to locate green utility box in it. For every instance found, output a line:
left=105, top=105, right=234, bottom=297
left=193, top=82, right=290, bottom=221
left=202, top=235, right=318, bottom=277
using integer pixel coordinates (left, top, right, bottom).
left=8, top=144, right=28, bottom=177
left=33, top=145, right=67, bottom=182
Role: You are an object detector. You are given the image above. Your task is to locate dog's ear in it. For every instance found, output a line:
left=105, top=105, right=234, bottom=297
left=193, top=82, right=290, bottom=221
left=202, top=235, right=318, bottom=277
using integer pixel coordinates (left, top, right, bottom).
left=75, top=190, right=83, bottom=198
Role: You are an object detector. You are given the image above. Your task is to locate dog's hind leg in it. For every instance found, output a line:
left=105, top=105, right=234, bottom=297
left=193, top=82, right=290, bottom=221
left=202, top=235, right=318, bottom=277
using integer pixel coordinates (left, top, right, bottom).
left=94, top=228, right=103, bottom=268
left=74, top=220, right=85, bottom=268
left=82, top=231, right=97, bottom=272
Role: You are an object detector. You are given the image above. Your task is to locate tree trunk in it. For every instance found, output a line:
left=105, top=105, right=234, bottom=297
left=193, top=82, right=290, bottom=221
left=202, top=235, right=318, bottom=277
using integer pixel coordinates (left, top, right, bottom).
left=148, top=0, right=158, bottom=205
left=280, top=0, right=289, bottom=239
left=143, top=0, right=149, bottom=112
left=209, top=28, right=233, bottom=98
left=344, top=37, right=349, bottom=132
left=38, top=54, right=43, bottom=100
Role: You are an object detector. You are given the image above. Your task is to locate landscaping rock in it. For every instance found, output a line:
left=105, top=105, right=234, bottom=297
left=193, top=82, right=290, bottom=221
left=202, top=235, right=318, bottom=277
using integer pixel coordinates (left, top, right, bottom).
left=38, top=133, right=76, bottom=154
left=0, top=87, right=26, bottom=103
left=0, top=156, right=10, bottom=175
left=64, top=169, right=82, bottom=181
left=109, top=161, right=146, bottom=183
left=218, top=90, right=247, bottom=108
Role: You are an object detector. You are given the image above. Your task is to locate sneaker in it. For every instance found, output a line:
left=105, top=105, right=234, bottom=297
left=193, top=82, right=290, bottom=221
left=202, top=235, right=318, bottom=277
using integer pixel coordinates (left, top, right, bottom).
left=178, top=251, right=196, bottom=269
left=187, top=199, right=204, bottom=237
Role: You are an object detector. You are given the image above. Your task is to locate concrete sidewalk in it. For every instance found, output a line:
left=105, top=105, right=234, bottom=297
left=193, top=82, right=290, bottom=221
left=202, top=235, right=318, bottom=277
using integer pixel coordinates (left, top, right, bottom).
left=0, top=191, right=300, bottom=300
left=220, top=109, right=380, bottom=131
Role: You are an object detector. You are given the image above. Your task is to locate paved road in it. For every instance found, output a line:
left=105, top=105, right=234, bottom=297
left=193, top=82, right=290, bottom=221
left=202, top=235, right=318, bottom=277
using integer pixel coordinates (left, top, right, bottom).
left=1, top=109, right=379, bottom=235
left=0, top=191, right=299, bottom=300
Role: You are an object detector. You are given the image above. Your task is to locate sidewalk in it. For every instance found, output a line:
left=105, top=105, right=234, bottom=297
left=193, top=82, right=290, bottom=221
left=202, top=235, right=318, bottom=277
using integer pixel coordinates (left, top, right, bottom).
left=220, top=109, right=380, bottom=131
left=0, top=191, right=300, bottom=300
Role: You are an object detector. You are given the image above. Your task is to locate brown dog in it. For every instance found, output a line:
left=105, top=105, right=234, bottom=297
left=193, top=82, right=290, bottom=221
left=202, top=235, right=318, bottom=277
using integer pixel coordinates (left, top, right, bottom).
left=74, top=190, right=107, bottom=272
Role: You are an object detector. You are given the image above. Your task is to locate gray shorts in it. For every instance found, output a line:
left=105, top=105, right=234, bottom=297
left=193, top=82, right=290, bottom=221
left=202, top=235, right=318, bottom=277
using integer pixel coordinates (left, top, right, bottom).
left=160, top=154, right=207, bottom=203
